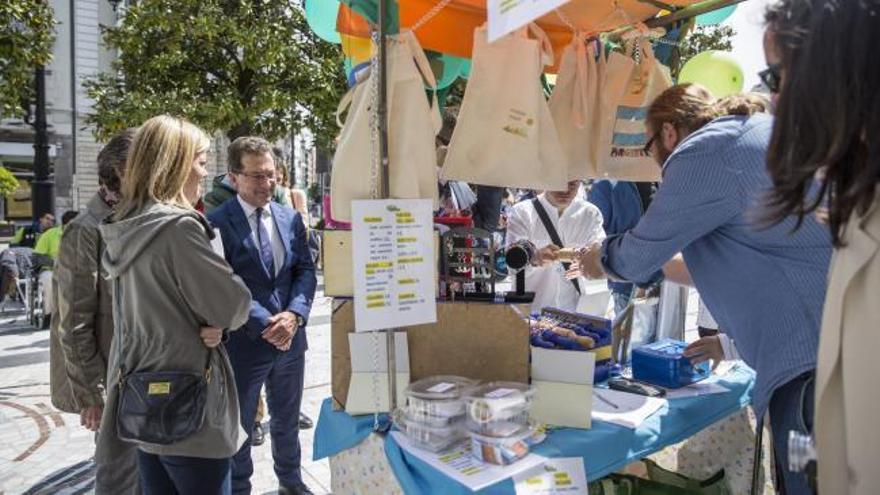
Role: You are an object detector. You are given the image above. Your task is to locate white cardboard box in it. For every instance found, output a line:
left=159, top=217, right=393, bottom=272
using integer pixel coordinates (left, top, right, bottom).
left=531, top=347, right=595, bottom=429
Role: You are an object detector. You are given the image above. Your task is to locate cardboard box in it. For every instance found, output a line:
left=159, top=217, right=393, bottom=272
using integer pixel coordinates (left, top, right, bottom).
left=332, top=300, right=530, bottom=411
left=322, top=230, right=440, bottom=297
left=530, top=347, right=596, bottom=429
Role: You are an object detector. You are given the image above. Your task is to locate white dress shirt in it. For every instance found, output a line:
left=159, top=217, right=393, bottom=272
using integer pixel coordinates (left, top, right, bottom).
left=506, top=194, right=606, bottom=311
left=237, top=196, right=285, bottom=276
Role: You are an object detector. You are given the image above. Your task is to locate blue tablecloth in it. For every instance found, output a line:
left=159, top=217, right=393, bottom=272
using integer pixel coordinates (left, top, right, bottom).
left=315, top=365, right=755, bottom=494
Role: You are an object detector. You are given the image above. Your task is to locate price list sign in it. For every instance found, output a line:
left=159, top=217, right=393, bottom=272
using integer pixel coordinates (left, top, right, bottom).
left=352, top=199, right=437, bottom=332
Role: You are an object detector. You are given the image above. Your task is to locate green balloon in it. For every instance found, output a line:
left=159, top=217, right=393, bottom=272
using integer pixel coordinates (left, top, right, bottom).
left=305, top=0, right=341, bottom=44
left=696, top=4, right=736, bottom=26
left=678, top=50, right=744, bottom=98
left=436, top=55, right=466, bottom=89
left=459, top=59, right=472, bottom=79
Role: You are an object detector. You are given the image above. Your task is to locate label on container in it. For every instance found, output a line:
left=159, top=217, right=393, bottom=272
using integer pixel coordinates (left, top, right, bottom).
left=427, top=382, right=456, bottom=394
left=485, top=388, right=518, bottom=399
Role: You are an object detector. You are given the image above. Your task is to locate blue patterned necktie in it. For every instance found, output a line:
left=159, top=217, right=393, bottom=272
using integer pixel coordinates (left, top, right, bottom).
left=254, top=207, right=275, bottom=277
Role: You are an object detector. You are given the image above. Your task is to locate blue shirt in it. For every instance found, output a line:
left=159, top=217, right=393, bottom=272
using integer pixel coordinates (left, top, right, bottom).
left=588, top=180, right=644, bottom=295
left=601, top=114, right=831, bottom=415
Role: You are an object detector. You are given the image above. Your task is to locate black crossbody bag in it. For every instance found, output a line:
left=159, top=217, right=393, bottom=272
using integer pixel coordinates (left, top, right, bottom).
left=114, top=279, right=212, bottom=445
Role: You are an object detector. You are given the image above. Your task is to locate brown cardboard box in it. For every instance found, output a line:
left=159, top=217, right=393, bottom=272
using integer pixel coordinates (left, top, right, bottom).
left=331, top=299, right=530, bottom=410
left=322, top=230, right=440, bottom=297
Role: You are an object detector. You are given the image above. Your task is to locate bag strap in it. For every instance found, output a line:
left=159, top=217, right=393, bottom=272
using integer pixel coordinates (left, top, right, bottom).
left=570, top=31, right=589, bottom=129
left=335, top=86, right=357, bottom=128
left=400, top=30, right=442, bottom=133
left=531, top=198, right=581, bottom=295
left=527, top=23, right=555, bottom=67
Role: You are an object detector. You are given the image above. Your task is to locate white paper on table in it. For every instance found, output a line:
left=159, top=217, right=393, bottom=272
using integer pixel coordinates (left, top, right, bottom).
left=352, top=199, right=437, bottom=332
left=487, top=0, right=571, bottom=42
left=591, top=389, right=666, bottom=429
left=514, top=457, right=588, bottom=494
left=663, top=381, right=730, bottom=400
left=390, top=432, right=547, bottom=492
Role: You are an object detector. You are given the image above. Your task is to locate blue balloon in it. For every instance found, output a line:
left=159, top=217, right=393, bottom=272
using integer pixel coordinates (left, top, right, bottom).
left=696, top=4, right=736, bottom=26
left=305, top=0, right=341, bottom=43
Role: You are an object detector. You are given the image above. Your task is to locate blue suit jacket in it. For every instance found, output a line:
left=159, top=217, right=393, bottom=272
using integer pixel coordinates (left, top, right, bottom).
left=208, top=198, right=317, bottom=354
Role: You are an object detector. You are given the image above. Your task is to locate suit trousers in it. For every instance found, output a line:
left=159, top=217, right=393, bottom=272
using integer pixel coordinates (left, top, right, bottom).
left=227, top=328, right=306, bottom=494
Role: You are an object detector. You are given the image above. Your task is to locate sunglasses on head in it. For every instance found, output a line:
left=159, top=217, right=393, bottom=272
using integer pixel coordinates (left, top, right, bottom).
left=759, top=64, right=782, bottom=93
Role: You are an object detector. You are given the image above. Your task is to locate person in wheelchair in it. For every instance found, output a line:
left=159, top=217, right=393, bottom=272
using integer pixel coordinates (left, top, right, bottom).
left=32, top=210, right=78, bottom=329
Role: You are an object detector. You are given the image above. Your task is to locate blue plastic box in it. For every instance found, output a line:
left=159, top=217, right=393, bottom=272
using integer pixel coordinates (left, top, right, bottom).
left=631, top=339, right=711, bottom=389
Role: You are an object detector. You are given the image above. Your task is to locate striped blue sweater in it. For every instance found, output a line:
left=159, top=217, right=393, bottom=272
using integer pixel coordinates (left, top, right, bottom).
left=602, top=114, right=832, bottom=415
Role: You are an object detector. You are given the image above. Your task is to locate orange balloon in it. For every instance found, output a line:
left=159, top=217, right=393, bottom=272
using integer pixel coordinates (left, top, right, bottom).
left=340, top=34, right=373, bottom=64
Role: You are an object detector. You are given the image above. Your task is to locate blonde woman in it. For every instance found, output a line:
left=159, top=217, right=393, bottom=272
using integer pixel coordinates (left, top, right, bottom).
left=99, top=115, right=252, bottom=494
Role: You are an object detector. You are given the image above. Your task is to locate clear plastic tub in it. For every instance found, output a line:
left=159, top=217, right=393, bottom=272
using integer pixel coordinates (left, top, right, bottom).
left=468, top=428, right=532, bottom=465
left=464, top=382, right=534, bottom=438
left=393, top=409, right=466, bottom=452
left=405, top=375, right=477, bottom=420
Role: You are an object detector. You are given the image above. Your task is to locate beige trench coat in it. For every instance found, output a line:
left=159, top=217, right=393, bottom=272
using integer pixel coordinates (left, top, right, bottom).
left=815, top=194, right=880, bottom=495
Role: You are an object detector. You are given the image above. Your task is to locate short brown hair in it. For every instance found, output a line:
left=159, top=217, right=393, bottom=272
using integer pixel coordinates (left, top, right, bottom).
left=227, top=136, right=273, bottom=173
left=714, top=92, right=770, bottom=117
left=646, top=83, right=717, bottom=136
left=97, top=128, right=137, bottom=193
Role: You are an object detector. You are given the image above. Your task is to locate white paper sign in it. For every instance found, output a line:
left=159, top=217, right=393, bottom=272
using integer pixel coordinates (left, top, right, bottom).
left=391, top=432, right=547, bottom=492
left=591, top=389, right=666, bottom=429
left=487, top=0, right=571, bottom=42
left=514, top=457, right=589, bottom=494
left=352, top=199, right=437, bottom=332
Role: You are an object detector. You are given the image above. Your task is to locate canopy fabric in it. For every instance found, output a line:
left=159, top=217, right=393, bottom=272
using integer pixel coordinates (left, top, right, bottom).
left=337, top=0, right=701, bottom=67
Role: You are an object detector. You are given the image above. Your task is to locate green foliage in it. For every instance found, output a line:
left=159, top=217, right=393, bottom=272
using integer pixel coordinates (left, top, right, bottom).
left=0, top=166, right=20, bottom=197
left=0, top=0, right=56, bottom=118
left=84, top=0, right=347, bottom=147
left=671, top=23, right=736, bottom=79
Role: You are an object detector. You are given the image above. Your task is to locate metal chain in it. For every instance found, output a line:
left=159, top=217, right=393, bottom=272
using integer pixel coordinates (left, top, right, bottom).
left=411, top=0, right=455, bottom=32
left=368, top=30, right=381, bottom=200
left=372, top=330, right=381, bottom=431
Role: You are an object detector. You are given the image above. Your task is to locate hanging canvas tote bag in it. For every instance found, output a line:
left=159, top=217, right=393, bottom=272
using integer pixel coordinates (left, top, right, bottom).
left=595, top=39, right=672, bottom=182
left=331, top=30, right=441, bottom=222
left=440, top=24, right=568, bottom=191
left=549, top=33, right=603, bottom=179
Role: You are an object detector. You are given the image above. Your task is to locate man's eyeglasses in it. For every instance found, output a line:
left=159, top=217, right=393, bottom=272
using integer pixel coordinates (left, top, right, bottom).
left=758, top=64, right=782, bottom=93
left=644, top=132, right=660, bottom=156
left=235, top=171, right=276, bottom=182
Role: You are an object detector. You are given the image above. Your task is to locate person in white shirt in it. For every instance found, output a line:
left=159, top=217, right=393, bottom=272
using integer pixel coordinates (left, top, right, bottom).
left=505, top=180, right=605, bottom=311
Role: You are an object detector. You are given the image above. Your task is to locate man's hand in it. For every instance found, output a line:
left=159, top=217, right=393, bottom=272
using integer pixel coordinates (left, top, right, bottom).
left=532, top=244, right=561, bottom=267
left=574, top=243, right=606, bottom=279
left=80, top=405, right=102, bottom=432
left=200, top=326, right=223, bottom=348
left=262, top=311, right=300, bottom=350
left=683, top=336, right=724, bottom=370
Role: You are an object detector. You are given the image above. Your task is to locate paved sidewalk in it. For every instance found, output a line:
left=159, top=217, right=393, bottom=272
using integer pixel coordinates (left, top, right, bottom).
left=0, top=285, right=333, bottom=495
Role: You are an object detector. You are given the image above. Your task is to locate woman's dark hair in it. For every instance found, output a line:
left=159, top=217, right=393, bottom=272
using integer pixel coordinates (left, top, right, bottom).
left=764, top=0, right=880, bottom=246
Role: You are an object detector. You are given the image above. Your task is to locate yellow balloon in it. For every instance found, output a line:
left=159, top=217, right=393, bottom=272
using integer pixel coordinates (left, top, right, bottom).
left=340, top=34, right=373, bottom=64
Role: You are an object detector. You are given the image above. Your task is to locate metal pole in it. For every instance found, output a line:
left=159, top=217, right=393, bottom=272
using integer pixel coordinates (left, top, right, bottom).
left=645, top=0, right=747, bottom=28
left=32, top=65, right=54, bottom=221
left=376, top=0, right=398, bottom=412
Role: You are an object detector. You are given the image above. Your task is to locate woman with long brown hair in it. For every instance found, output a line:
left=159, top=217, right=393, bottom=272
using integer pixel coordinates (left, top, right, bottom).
left=763, top=1, right=880, bottom=493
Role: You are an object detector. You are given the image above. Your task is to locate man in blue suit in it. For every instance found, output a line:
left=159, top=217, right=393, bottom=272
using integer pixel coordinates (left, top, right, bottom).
left=208, top=136, right=317, bottom=495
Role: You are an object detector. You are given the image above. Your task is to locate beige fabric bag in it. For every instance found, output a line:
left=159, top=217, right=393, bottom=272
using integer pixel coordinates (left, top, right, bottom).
left=595, top=40, right=671, bottom=182
left=331, top=30, right=441, bottom=222
left=549, top=33, right=605, bottom=179
left=440, top=24, right=568, bottom=191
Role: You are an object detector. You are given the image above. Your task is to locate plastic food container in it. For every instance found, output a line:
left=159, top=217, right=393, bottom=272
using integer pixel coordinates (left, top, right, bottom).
left=632, top=339, right=711, bottom=389
left=405, top=375, right=477, bottom=420
left=468, top=428, right=532, bottom=466
left=464, top=382, right=534, bottom=437
left=393, top=409, right=466, bottom=452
